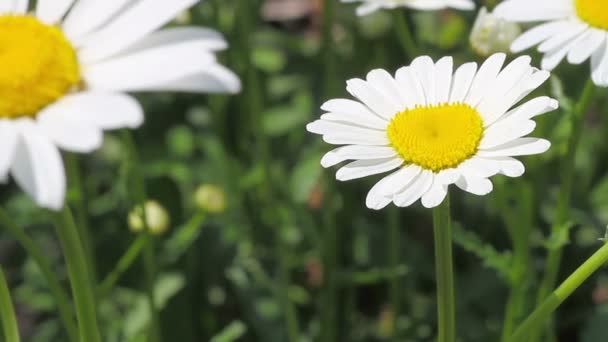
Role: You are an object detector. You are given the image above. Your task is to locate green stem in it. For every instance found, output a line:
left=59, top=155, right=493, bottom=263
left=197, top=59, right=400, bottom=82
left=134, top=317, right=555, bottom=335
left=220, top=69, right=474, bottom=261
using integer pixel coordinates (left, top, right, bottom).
left=52, top=207, right=101, bottom=342
left=122, top=130, right=160, bottom=342
left=388, top=207, right=400, bottom=338
left=97, top=235, right=146, bottom=298
left=500, top=183, right=534, bottom=342
left=0, top=208, right=78, bottom=342
left=393, top=10, right=418, bottom=59
left=512, top=242, right=608, bottom=341
left=0, top=266, right=20, bottom=342
left=66, top=154, right=97, bottom=283
left=432, top=196, right=455, bottom=342
left=531, top=79, right=596, bottom=341
left=278, top=231, right=300, bottom=342
left=320, top=0, right=340, bottom=340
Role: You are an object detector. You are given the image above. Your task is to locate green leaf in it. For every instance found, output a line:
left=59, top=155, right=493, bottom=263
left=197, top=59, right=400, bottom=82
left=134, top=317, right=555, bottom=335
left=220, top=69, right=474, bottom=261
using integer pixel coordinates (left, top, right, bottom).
left=289, top=149, right=324, bottom=203
left=452, top=224, right=513, bottom=280
left=210, top=321, right=247, bottom=342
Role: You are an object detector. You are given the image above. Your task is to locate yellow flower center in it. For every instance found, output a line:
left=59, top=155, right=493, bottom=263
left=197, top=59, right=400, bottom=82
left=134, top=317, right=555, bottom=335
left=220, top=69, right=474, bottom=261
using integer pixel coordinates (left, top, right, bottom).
left=575, top=0, right=608, bottom=30
left=387, top=103, right=484, bottom=172
left=0, top=15, right=80, bottom=118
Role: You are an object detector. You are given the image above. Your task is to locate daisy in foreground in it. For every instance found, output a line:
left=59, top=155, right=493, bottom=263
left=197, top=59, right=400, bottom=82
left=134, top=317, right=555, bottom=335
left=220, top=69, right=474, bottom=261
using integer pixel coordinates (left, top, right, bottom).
left=342, top=0, right=475, bottom=16
left=307, top=53, right=557, bottom=209
left=494, top=0, right=608, bottom=86
left=0, top=0, right=240, bottom=210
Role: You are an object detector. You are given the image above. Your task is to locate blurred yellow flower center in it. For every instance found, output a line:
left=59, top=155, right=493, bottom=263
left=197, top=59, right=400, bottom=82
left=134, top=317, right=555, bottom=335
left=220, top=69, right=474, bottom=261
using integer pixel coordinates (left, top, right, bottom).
left=575, top=0, right=608, bottom=30
left=387, top=103, right=483, bottom=172
left=0, top=15, right=80, bottom=118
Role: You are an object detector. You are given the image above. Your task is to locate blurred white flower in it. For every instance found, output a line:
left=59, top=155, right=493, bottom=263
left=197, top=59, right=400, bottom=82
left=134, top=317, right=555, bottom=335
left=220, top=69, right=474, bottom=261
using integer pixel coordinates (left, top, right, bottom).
left=128, top=200, right=170, bottom=236
left=470, top=7, right=521, bottom=57
left=342, top=0, right=475, bottom=16
left=307, top=54, right=556, bottom=209
left=194, top=184, right=227, bottom=214
left=494, top=0, right=608, bottom=86
left=0, top=0, right=240, bottom=210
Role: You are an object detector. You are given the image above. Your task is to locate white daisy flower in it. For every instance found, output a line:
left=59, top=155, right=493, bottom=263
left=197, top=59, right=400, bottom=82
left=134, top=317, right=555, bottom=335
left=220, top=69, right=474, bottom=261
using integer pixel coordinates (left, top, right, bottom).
left=342, top=0, right=475, bottom=16
left=0, top=0, right=241, bottom=210
left=494, top=0, right=608, bottom=86
left=470, top=7, right=521, bottom=57
left=307, top=53, right=556, bottom=209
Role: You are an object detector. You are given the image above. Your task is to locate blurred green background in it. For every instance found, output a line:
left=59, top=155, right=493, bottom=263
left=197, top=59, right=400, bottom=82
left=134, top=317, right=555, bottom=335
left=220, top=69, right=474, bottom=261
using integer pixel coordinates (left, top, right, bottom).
left=2, top=0, right=608, bottom=341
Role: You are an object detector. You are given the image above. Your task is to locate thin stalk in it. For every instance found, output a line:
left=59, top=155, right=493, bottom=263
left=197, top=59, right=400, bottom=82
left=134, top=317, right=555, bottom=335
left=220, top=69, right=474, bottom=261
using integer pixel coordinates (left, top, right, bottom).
left=432, top=196, right=455, bottom=342
left=121, top=130, right=160, bottom=342
left=531, top=79, right=596, bottom=341
left=393, top=10, right=418, bottom=59
left=0, top=266, right=21, bottom=342
left=388, top=206, right=400, bottom=338
left=0, top=208, right=78, bottom=342
left=97, top=235, right=146, bottom=298
left=500, top=183, right=533, bottom=341
left=321, top=0, right=340, bottom=340
left=511, top=241, right=608, bottom=341
left=52, top=207, right=101, bottom=342
left=278, top=231, right=300, bottom=342
left=66, top=154, right=97, bottom=283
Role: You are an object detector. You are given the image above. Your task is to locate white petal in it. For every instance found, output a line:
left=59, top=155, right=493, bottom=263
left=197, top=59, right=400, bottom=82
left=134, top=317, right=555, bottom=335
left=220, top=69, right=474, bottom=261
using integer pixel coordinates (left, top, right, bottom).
left=449, top=62, right=477, bottom=103
left=411, top=56, right=437, bottom=105
left=119, top=27, right=228, bottom=54
left=567, top=28, right=606, bottom=64
left=479, top=156, right=525, bottom=177
left=336, top=158, right=403, bottom=181
left=510, top=21, right=571, bottom=53
left=63, top=0, right=138, bottom=42
left=346, top=78, right=400, bottom=119
left=78, top=0, right=199, bottom=63
left=394, top=170, right=434, bottom=207
left=435, top=56, right=453, bottom=104
left=476, top=55, right=532, bottom=118
left=479, top=120, right=536, bottom=149
left=144, top=64, right=241, bottom=94
left=537, top=22, right=587, bottom=53
left=493, top=0, right=571, bottom=22
left=478, top=138, right=551, bottom=157
left=455, top=175, right=493, bottom=196
left=366, top=165, right=421, bottom=210
left=321, top=99, right=387, bottom=129
left=36, top=0, right=74, bottom=24
left=37, top=114, right=103, bottom=153
left=465, top=53, right=506, bottom=106
left=591, top=36, right=608, bottom=87
left=323, top=133, right=390, bottom=146
left=37, top=92, right=143, bottom=131
left=83, top=41, right=216, bottom=92
left=498, top=96, right=559, bottom=123
left=366, top=69, right=405, bottom=110
left=321, top=145, right=398, bottom=168
left=10, top=120, right=66, bottom=210
left=395, top=66, right=426, bottom=109
left=421, top=180, right=448, bottom=208
left=306, top=120, right=384, bottom=137
left=0, top=120, right=18, bottom=181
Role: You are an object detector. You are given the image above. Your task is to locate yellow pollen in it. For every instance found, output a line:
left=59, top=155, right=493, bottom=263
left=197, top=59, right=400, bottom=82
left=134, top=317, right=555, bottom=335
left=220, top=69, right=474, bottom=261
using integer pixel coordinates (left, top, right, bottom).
left=387, top=103, right=484, bottom=172
left=575, top=0, right=608, bottom=30
left=0, top=15, right=80, bottom=118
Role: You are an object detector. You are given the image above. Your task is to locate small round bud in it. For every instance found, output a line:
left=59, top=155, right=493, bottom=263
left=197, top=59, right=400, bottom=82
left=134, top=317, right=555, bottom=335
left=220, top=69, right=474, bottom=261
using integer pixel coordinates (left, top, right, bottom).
left=470, top=7, right=521, bottom=57
left=128, top=200, right=170, bottom=236
left=194, top=184, right=227, bottom=214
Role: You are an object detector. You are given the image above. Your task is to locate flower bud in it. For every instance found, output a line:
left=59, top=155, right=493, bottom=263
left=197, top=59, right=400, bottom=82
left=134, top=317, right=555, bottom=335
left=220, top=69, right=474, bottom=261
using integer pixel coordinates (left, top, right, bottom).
left=128, top=200, right=170, bottom=236
left=470, top=7, right=521, bottom=57
left=194, top=184, right=227, bottom=214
